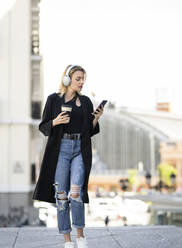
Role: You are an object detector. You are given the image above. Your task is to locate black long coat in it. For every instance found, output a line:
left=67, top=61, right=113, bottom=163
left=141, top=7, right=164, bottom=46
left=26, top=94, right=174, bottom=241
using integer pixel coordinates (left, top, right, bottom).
left=32, top=92, right=100, bottom=204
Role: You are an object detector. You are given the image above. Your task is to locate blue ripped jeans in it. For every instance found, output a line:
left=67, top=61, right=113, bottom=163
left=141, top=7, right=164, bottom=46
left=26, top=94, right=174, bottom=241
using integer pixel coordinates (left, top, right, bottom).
left=53, top=138, right=85, bottom=234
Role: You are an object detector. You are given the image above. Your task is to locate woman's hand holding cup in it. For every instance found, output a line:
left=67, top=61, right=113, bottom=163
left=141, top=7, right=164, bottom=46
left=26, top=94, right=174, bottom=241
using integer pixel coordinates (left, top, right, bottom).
left=52, top=112, right=69, bottom=126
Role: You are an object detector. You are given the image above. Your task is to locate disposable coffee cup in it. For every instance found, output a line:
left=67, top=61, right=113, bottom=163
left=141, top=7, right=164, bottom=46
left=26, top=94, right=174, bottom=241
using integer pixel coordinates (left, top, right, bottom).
left=61, top=104, right=72, bottom=123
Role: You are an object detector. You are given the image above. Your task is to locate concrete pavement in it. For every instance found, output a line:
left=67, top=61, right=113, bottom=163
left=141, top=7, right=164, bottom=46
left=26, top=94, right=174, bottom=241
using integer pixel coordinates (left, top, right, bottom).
left=1, top=225, right=182, bottom=248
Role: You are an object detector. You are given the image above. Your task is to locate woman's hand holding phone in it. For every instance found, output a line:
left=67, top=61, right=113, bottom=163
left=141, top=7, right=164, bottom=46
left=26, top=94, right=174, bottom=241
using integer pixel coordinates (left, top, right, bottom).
left=92, top=100, right=107, bottom=119
left=92, top=106, right=104, bottom=119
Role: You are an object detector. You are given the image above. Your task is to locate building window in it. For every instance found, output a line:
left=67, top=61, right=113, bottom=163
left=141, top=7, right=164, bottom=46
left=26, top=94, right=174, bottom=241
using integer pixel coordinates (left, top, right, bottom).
left=31, top=101, right=41, bottom=119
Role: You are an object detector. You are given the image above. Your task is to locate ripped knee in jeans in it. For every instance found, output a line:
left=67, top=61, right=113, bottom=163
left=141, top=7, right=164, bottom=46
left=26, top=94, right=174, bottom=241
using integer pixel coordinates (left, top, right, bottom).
left=70, top=184, right=83, bottom=203
left=53, top=182, right=69, bottom=211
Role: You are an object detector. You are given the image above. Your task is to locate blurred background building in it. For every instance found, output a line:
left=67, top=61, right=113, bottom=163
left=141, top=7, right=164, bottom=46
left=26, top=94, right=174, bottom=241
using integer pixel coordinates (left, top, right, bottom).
left=91, top=94, right=182, bottom=191
left=0, top=0, right=43, bottom=225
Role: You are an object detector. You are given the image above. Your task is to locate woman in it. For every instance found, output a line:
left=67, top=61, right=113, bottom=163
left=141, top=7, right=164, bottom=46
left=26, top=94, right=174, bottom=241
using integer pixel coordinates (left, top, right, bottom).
left=32, top=64, right=104, bottom=248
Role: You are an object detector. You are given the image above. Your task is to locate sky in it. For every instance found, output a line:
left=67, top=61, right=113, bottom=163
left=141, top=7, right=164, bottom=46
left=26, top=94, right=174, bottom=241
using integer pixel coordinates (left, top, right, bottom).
left=0, top=0, right=16, bottom=19
left=8, top=0, right=182, bottom=113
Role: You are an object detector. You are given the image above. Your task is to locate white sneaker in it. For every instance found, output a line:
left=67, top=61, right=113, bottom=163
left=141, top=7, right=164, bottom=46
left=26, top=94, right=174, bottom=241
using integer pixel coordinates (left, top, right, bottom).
left=64, top=241, right=75, bottom=248
left=76, top=237, right=88, bottom=248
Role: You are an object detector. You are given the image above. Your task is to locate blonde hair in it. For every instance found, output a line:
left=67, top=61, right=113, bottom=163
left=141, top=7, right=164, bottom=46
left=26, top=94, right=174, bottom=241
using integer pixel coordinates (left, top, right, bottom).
left=58, top=65, right=87, bottom=96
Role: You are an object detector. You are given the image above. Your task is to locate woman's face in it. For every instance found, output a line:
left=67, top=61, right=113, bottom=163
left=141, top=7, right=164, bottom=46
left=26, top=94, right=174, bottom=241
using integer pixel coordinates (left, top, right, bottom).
left=69, top=70, right=85, bottom=92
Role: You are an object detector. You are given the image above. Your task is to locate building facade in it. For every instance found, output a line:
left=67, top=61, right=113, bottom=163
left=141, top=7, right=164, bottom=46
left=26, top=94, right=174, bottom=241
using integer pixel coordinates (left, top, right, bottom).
left=92, top=109, right=168, bottom=174
left=0, top=0, right=43, bottom=222
left=91, top=107, right=182, bottom=191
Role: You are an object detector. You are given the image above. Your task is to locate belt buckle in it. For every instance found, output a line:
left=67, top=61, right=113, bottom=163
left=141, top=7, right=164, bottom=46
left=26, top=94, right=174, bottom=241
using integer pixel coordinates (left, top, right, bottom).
left=70, top=134, right=74, bottom=140
left=73, top=134, right=77, bottom=140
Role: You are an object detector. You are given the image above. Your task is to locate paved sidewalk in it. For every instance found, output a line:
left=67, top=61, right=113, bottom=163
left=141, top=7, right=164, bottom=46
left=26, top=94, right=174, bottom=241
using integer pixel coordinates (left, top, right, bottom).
left=0, top=225, right=182, bottom=248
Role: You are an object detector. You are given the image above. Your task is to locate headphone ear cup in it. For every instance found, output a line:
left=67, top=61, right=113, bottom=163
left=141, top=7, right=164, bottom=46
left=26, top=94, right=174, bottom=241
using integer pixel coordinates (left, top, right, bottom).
left=63, top=75, right=71, bottom=86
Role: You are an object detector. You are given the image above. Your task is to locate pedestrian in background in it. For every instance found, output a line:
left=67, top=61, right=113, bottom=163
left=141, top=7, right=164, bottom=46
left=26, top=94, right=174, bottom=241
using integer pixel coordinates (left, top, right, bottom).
left=104, top=216, right=110, bottom=226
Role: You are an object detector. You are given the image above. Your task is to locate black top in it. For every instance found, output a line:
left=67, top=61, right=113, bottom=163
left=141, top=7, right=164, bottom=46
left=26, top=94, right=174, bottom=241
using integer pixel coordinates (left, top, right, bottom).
left=62, top=93, right=84, bottom=134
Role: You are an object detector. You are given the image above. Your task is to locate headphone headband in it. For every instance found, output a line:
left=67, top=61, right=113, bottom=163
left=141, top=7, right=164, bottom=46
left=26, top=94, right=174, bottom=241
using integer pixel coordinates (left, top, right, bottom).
left=66, top=64, right=77, bottom=76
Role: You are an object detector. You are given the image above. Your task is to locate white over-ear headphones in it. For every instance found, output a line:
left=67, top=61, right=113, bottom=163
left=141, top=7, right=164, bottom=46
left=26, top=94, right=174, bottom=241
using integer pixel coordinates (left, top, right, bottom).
left=63, top=64, right=77, bottom=86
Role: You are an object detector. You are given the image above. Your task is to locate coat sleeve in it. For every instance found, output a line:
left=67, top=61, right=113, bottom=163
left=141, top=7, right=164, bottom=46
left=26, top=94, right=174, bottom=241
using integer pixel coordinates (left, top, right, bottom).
left=87, top=97, right=100, bottom=137
left=39, top=95, right=53, bottom=137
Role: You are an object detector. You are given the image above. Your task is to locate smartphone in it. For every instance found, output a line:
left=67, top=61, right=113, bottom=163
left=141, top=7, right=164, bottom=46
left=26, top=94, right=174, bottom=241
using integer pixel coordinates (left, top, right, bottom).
left=94, top=100, right=108, bottom=114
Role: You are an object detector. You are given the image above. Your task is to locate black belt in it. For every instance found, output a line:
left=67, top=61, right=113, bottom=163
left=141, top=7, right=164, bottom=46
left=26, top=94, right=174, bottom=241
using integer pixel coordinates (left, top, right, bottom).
left=62, top=133, right=81, bottom=140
